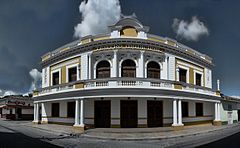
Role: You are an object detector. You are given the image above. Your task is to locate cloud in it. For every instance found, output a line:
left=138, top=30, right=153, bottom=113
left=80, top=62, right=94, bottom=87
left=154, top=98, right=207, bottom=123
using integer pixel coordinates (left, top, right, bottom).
left=231, top=96, right=240, bottom=99
left=29, top=69, right=42, bottom=91
left=74, top=0, right=121, bottom=38
left=0, top=89, right=18, bottom=97
left=172, top=16, right=209, bottom=41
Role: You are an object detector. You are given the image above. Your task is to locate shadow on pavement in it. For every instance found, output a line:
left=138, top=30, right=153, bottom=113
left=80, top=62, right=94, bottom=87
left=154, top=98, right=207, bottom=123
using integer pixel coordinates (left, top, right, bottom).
left=0, top=131, right=61, bottom=148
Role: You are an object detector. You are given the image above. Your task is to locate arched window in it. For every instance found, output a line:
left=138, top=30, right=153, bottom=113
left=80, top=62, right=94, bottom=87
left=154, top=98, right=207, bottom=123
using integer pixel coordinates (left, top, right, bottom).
left=96, top=60, right=110, bottom=78
left=121, top=59, right=136, bottom=77
left=147, top=61, right=160, bottom=79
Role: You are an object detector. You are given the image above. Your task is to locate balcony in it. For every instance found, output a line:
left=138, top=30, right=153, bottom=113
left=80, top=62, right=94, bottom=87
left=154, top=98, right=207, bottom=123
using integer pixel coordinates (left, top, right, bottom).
left=34, top=78, right=218, bottom=97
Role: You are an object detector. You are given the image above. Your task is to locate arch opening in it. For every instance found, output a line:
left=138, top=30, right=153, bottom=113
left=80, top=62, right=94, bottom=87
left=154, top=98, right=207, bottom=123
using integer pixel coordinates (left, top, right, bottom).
left=147, top=61, right=160, bottom=79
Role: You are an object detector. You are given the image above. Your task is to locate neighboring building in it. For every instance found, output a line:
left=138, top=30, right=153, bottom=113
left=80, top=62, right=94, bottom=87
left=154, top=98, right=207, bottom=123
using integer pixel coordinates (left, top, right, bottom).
left=0, top=95, right=33, bottom=120
left=33, top=15, right=224, bottom=130
left=220, top=95, right=240, bottom=125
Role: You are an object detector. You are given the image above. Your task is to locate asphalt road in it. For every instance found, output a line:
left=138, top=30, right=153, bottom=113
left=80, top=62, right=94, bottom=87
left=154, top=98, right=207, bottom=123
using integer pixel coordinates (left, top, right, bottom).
left=0, top=120, right=240, bottom=148
left=198, top=132, right=240, bottom=148
left=0, top=123, right=60, bottom=148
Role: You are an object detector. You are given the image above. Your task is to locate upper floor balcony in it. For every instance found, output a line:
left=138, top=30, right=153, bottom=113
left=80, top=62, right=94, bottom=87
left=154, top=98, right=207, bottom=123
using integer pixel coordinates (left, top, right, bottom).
left=34, top=77, right=219, bottom=99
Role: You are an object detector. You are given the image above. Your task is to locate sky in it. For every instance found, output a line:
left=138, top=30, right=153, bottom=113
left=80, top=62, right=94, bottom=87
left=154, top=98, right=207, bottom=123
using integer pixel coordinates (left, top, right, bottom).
left=0, top=0, right=239, bottom=96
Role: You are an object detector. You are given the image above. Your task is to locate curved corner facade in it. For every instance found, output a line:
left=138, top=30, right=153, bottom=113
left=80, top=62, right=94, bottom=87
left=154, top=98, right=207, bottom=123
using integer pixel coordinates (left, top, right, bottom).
left=33, top=16, right=222, bottom=129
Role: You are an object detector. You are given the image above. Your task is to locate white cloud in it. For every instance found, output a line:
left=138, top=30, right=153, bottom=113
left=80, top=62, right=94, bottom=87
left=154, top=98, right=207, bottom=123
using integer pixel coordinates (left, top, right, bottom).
left=231, top=96, right=240, bottom=99
left=74, top=0, right=121, bottom=38
left=0, top=89, right=18, bottom=97
left=172, top=16, right=209, bottom=41
left=29, top=69, right=42, bottom=91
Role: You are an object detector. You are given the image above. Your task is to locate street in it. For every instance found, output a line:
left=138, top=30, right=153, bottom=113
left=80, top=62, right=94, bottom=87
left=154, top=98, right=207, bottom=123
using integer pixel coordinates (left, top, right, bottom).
left=0, top=120, right=239, bottom=148
left=199, top=132, right=240, bottom=148
left=0, top=123, right=60, bottom=148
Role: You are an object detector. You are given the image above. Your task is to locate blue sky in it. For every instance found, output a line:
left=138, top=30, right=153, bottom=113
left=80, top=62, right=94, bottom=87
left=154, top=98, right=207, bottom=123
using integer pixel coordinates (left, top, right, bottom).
left=0, top=0, right=239, bottom=96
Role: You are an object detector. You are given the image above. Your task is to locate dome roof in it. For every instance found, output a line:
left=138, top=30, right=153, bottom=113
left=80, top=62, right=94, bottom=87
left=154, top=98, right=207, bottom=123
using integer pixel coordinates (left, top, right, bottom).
left=109, top=14, right=149, bottom=32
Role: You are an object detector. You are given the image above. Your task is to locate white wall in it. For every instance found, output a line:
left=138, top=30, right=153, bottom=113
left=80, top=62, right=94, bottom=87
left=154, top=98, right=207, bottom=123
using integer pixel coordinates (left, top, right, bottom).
left=204, top=68, right=212, bottom=89
left=22, top=109, right=33, bottom=114
left=40, top=98, right=215, bottom=126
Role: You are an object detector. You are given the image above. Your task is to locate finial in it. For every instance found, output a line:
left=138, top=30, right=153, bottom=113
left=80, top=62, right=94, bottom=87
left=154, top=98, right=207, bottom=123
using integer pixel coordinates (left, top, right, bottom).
left=217, top=79, right=220, bottom=91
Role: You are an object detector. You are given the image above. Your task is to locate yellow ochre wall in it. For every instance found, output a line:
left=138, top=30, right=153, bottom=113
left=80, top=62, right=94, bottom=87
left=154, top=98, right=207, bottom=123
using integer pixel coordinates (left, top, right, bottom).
left=120, top=27, right=138, bottom=37
left=176, top=58, right=205, bottom=86
left=49, top=57, right=81, bottom=86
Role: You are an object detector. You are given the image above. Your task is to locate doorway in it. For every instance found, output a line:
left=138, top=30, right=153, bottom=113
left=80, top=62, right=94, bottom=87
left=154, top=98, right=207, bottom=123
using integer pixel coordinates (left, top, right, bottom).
left=120, top=100, right=138, bottom=128
left=94, top=100, right=111, bottom=128
left=147, top=101, right=163, bottom=127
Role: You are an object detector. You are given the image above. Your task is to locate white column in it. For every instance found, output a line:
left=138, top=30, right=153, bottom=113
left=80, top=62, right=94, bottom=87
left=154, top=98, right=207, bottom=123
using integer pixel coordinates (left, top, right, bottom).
left=217, top=79, right=220, bottom=91
left=172, top=99, right=178, bottom=126
left=161, top=57, right=168, bottom=79
left=80, top=99, right=84, bottom=127
left=88, top=53, right=92, bottom=79
left=137, top=51, right=144, bottom=78
left=111, top=50, right=117, bottom=77
left=41, top=103, right=45, bottom=122
left=168, top=56, right=176, bottom=81
left=178, top=100, right=183, bottom=125
left=81, top=53, right=88, bottom=80
left=33, top=103, right=36, bottom=121
left=74, top=99, right=80, bottom=126
left=214, top=102, right=218, bottom=121
left=35, top=103, right=39, bottom=122
left=217, top=103, right=221, bottom=121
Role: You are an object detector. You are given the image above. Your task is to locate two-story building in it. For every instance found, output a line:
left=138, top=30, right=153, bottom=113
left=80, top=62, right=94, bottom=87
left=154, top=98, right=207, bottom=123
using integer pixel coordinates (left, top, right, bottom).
left=0, top=95, right=33, bottom=120
left=33, top=16, right=223, bottom=131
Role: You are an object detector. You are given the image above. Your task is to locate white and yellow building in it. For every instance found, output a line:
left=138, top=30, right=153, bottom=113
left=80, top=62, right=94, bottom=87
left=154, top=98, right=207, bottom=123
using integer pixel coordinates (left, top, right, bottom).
left=33, top=16, right=225, bottom=130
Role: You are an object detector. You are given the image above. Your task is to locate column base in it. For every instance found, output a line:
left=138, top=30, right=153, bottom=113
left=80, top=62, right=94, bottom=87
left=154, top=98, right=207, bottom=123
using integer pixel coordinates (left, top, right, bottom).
left=172, top=124, right=184, bottom=130
left=213, top=121, right=222, bottom=126
left=41, top=121, right=48, bottom=124
left=73, top=125, right=85, bottom=133
left=32, top=121, right=40, bottom=124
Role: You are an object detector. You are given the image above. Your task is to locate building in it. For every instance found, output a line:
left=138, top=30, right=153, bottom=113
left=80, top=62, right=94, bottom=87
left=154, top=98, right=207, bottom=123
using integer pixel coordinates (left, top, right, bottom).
left=0, top=95, right=33, bottom=120
left=220, top=95, right=240, bottom=124
left=33, top=16, right=224, bottom=131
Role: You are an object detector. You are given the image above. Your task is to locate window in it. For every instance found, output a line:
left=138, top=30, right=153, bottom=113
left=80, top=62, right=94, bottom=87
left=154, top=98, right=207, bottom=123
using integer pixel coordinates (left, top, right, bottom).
left=228, top=104, right=232, bottom=111
left=182, top=102, right=189, bottom=117
left=196, top=73, right=202, bottom=86
left=179, top=68, right=187, bottom=83
left=67, top=102, right=75, bottom=118
left=121, top=59, right=136, bottom=77
left=52, top=72, right=59, bottom=86
left=147, top=61, right=160, bottom=79
left=196, top=103, right=203, bottom=116
left=68, top=67, right=77, bottom=82
left=52, top=103, right=59, bottom=117
left=96, top=61, right=110, bottom=78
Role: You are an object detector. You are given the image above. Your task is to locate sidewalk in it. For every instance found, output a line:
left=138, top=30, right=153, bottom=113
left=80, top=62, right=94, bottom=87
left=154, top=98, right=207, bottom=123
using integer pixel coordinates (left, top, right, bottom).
left=23, top=121, right=240, bottom=141
left=83, top=123, right=240, bottom=140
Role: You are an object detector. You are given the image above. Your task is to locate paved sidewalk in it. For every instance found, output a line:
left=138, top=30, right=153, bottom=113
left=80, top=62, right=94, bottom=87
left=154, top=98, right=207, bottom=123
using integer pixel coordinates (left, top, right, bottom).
left=22, top=121, right=240, bottom=141
left=83, top=123, right=239, bottom=140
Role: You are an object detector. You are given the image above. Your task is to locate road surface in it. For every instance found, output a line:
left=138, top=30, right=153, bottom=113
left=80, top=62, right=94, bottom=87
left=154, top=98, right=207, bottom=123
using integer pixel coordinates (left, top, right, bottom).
left=0, top=123, right=60, bottom=148
left=0, top=120, right=239, bottom=148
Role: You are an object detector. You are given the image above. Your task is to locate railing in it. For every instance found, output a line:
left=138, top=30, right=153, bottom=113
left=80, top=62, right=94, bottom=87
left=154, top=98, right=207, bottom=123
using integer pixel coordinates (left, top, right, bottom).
left=36, top=78, right=217, bottom=96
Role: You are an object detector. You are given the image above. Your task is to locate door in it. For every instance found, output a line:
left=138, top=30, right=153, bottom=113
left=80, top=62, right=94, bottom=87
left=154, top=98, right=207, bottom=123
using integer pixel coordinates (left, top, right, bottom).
left=238, top=110, right=240, bottom=121
left=121, top=100, right=138, bottom=128
left=94, top=101, right=111, bottom=128
left=147, top=101, right=163, bottom=127
left=16, top=108, right=22, bottom=120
